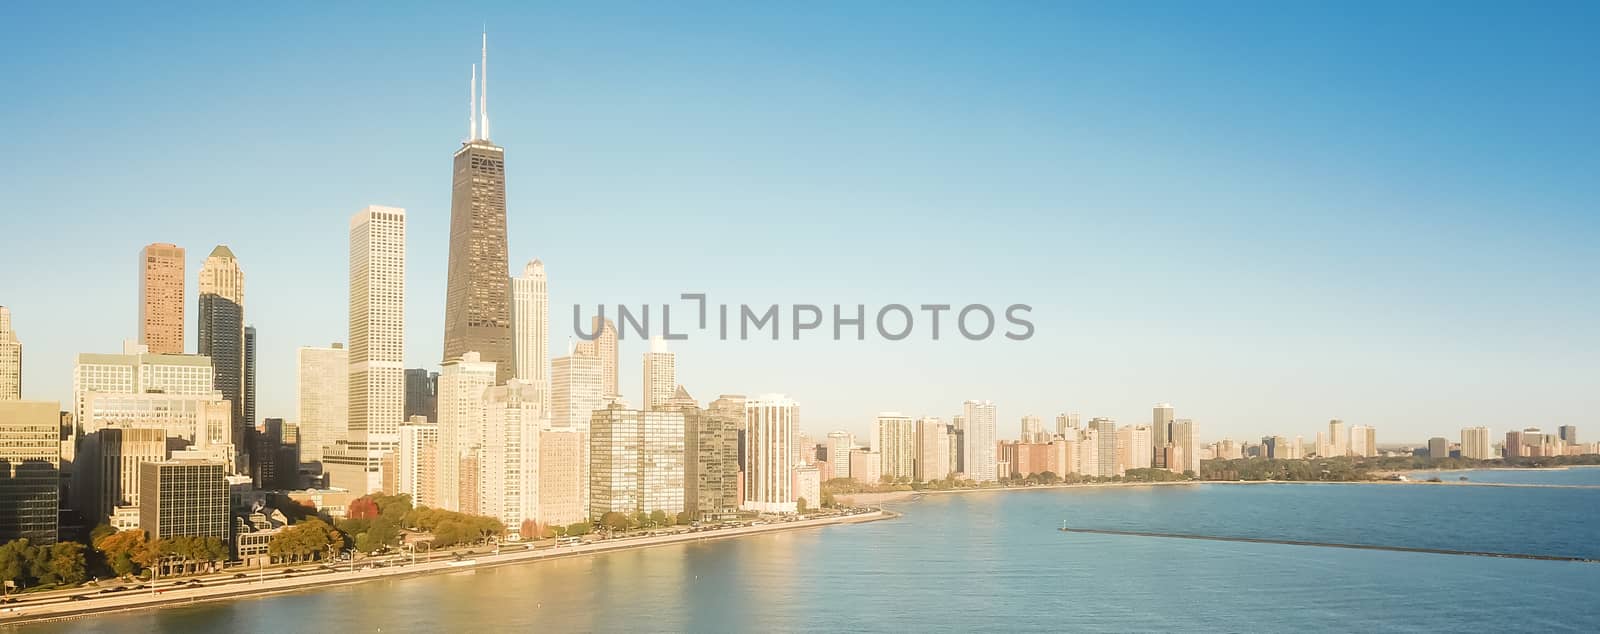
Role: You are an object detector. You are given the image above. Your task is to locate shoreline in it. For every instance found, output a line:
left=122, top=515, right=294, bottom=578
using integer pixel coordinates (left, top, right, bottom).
left=0, top=510, right=894, bottom=627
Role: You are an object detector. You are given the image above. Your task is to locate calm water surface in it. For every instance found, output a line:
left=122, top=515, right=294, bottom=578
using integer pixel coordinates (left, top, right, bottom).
left=13, top=478, right=1600, bottom=633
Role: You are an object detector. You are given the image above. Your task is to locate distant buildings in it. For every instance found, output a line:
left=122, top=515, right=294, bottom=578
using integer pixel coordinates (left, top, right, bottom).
left=874, top=413, right=916, bottom=482
left=850, top=450, right=882, bottom=486
left=1460, top=426, right=1493, bottom=460
left=1350, top=425, right=1378, bottom=458
left=575, top=317, right=619, bottom=400
left=1327, top=419, right=1348, bottom=458
left=0, top=401, right=60, bottom=544
left=826, top=431, right=854, bottom=480
left=743, top=395, right=798, bottom=513
left=139, top=459, right=228, bottom=541
left=1020, top=415, right=1045, bottom=444
left=1557, top=425, right=1578, bottom=445
left=916, top=417, right=951, bottom=482
left=1427, top=437, right=1450, bottom=459
left=1089, top=418, right=1119, bottom=477
left=962, top=400, right=997, bottom=482
left=1152, top=403, right=1174, bottom=468
left=1121, top=425, right=1153, bottom=471
left=793, top=462, right=821, bottom=511
left=297, top=344, right=348, bottom=463
left=0, top=306, right=20, bottom=401
left=641, top=337, right=676, bottom=411
left=138, top=243, right=186, bottom=355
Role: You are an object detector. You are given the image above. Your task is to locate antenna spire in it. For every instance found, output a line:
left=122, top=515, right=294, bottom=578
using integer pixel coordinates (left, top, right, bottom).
left=469, top=63, right=478, bottom=141
left=479, top=30, right=489, bottom=140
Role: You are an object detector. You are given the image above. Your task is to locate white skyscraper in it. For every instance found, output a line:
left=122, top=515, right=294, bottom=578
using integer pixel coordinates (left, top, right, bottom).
left=296, top=343, right=348, bottom=463
left=1328, top=419, right=1348, bottom=457
left=552, top=354, right=604, bottom=431
left=1089, top=418, right=1119, bottom=477
left=641, top=337, right=676, bottom=411
left=1123, top=424, right=1153, bottom=471
left=874, top=413, right=916, bottom=482
left=743, top=395, right=798, bottom=513
left=1171, top=419, right=1200, bottom=475
left=510, top=259, right=549, bottom=408
left=1020, top=415, right=1044, bottom=443
left=916, top=417, right=951, bottom=482
left=397, top=418, right=439, bottom=508
left=1350, top=424, right=1378, bottom=458
left=1461, top=426, right=1493, bottom=460
left=324, top=206, right=406, bottom=495
left=480, top=381, right=543, bottom=530
left=437, top=352, right=497, bottom=512
left=0, top=306, right=20, bottom=400
left=962, top=400, right=997, bottom=482
left=826, top=431, right=853, bottom=480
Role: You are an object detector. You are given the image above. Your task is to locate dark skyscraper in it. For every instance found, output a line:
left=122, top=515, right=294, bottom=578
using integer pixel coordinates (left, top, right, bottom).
left=404, top=368, right=439, bottom=422
left=442, top=33, right=514, bottom=382
left=198, top=245, right=246, bottom=466
left=244, top=325, right=257, bottom=429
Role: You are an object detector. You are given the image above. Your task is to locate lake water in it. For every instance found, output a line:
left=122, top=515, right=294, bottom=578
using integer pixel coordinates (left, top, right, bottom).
left=13, top=475, right=1600, bottom=632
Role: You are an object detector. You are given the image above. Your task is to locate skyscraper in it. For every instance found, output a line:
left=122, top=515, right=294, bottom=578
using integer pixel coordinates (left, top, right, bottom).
left=1089, top=418, right=1119, bottom=477
left=480, top=381, right=543, bottom=529
left=0, top=400, right=60, bottom=544
left=1152, top=403, right=1174, bottom=468
left=674, top=388, right=740, bottom=520
left=139, top=243, right=185, bottom=355
left=511, top=259, right=548, bottom=402
left=589, top=404, right=686, bottom=519
left=404, top=368, right=440, bottom=422
left=1557, top=425, right=1578, bottom=445
left=139, top=459, right=228, bottom=541
left=962, top=400, right=997, bottom=482
left=1055, top=413, right=1080, bottom=437
left=916, top=417, right=951, bottom=482
left=324, top=206, right=406, bottom=495
left=874, top=413, right=916, bottom=482
left=743, top=395, right=798, bottom=514
left=77, top=426, right=165, bottom=524
left=0, top=306, right=19, bottom=400
left=1020, top=415, right=1044, bottom=443
left=1328, top=419, right=1348, bottom=457
left=1171, top=419, right=1200, bottom=475
left=438, top=352, right=497, bottom=512
left=551, top=354, right=604, bottom=431
left=826, top=431, right=854, bottom=480
left=1428, top=437, right=1450, bottom=458
left=296, top=343, right=348, bottom=463
left=397, top=417, right=440, bottom=508
left=576, top=317, right=620, bottom=399
left=642, top=337, right=676, bottom=410
left=1460, top=426, right=1492, bottom=460
left=1350, top=425, right=1377, bottom=457
left=243, top=325, right=257, bottom=430
left=198, top=245, right=246, bottom=465
left=443, top=33, right=514, bottom=383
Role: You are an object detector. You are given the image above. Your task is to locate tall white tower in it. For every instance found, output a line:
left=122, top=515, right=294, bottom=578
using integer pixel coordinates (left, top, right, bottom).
left=511, top=259, right=549, bottom=409
left=962, top=400, right=997, bottom=482
left=324, top=206, right=405, bottom=494
left=641, top=337, right=676, bottom=411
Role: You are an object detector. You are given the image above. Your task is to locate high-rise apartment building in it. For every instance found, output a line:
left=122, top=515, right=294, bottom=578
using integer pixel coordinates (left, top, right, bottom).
left=672, top=388, right=740, bottom=521
left=243, top=325, right=257, bottom=430
left=1557, top=425, right=1578, bottom=445
left=443, top=38, right=514, bottom=383
left=397, top=417, right=439, bottom=508
left=197, top=245, right=247, bottom=449
left=1122, top=425, right=1153, bottom=471
left=0, top=401, right=60, bottom=544
left=589, top=405, right=686, bottom=518
left=551, top=354, right=604, bottom=431
left=404, top=368, right=440, bottom=422
left=1171, top=419, right=1200, bottom=475
left=916, top=417, right=951, bottom=482
left=826, top=431, right=853, bottom=480
left=139, top=459, right=228, bottom=540
left=1020, top=415, right=1045, bottom=443
left=437, top=352, right=497, bottom=512
left=874, top=413, right=916, bottom=482
left=324, top=206, right=406, bottom=495
left=480, top=381, right=543, bottom=530
left=743, top=395, right=798, bottom=513
left=962, top=400, right=997, bottom=482
left=1088, top=418, right=1119, bottom=477
left=641, top=337, right=676, bottom=411
left=297, top=344, right=348, bottom=463
left=1350, top=425, right=1378, bottom=457
left=1328, top=419, right=1348, bottom=457
left=536, top=427, right=587, bottom=529
left=575, top=317, right=619, bottom=399
left=1428, top=437, right=1450, bottom=459
left=1152, top=403, right=1174, bottom=468
left=76, top=426, right=165, bottom=525
left=138, top=243, right=185, bottom=355
left=1460, top=426, right=1492, bottom=460
left=1055, top=413, right=1080, bottom=437
left=511, top=260, right=549, bottom=399
left=0, top=306, right=20, bottom=400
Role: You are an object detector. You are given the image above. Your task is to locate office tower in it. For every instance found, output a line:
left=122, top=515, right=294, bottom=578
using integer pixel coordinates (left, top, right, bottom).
left=1088, top=418, right=1119, bottom=477
left=850, top=450, right=882, bottom=485
left=511, top=259, right=548, bottom=392
left=1020, top=415, right=1043, bottom=443
left=743, top=395, right=798, bottom=513
left=404, top=368, right=440, bottom=422
left=324, top=206, right=406, bottom=495
left=1122, top=425, right=1153, bottom=470
left=74, top=341, right=216, bottom=428
left=77, top=426, right=165, bottom=525
left=397, top=417, right=439, bottom=508
left=1152, top=403, right=1174, bottom=468
left=1171, top=419, right=1200, bottom=475
left=1504, top=430, right=1525, bottom=458
left=551, top=354, right=604, bottom=431
left=444, top=35, right=514, bottom=383
left=1262, top=435, right=1292, bottom=460
left=0, top=401, right=60, bottom=544
left=78, top=391, right=232, bottom=460
left=139, top=460, right=228, bottom=540
left=1558, top=425, right=1578, bottom=445
left=1054, top=413, right=1080, bottom=437
left=1428, top=437, right=1450, bottom=459
left=962, top=400, right=997, bottom=482
left=480, top=381, right=543, bottom=529
left=675, top=388, right=740, bottom=520
left=243, top=325, right=257, bottom=430
left=826, top=431, right=853, bottom=480
left=873, top=413, right=916, bottom=482
left=138, top=243, right=185, bottom=355
left=1327, top=419, right=1348, bottom=457
left=297, top=344, right=348, bottom=463
left=536, top=427, right=586, bottom=528
left=916, top=417, right=951, bottom=482
left=576, top=317, right=619, bottom=399
left=642, top=337, right=676, bottom=411
left=0, top=307, right=19, bottom=400
left=1350, top=425, right=1377, bottom=458
left=1460, top=427, right=1492, bottom=460
left=197, top=245, right=247, bottom=436
left=251, top=418, right=299, bottom=490
left=437, top=352, right=496, bottom=512
left=589, top=405, right=686, bottom=518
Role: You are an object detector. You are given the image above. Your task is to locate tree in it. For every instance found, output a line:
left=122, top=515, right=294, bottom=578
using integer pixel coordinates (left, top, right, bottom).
left=94, top=530, right=152, bottom=578
left=567, top=522, right=592, bottom=536
left=521, top=519, right=539, bottom=540
left=634, top=511, right=651, bottom=528
left=649, top=510, right=668, bottom=527
left=0, top=539, right=33, bottom=587
left=41, top=542, right=88, bottom=586
left=676, top=511, right=692, bottom=525
left=600, top=512, right=631, bottom=532
left=796, top=497, right=809, bottom=514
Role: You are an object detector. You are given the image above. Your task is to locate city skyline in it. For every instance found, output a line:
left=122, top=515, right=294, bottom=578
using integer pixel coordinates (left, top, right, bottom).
left=2, top=5, right=1596, bottom=442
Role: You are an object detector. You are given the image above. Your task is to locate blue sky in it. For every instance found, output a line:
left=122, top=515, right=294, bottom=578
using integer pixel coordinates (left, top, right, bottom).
left=2, top=2, right=1596, bottom=443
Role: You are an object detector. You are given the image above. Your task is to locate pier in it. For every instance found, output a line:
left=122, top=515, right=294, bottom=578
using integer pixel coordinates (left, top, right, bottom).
left=1058, top=527, right=1599, bottom=563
